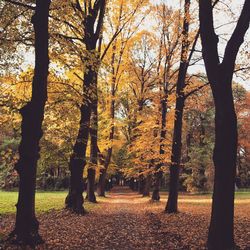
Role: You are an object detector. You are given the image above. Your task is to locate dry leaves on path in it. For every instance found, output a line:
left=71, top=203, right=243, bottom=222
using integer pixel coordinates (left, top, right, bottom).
left=0, top=187, right=249, bottom=249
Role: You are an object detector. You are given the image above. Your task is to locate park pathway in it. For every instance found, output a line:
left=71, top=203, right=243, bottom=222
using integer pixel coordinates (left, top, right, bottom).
left=36, top=186, right=184, bottom=250
left=1, top=186, right=250, bottom=249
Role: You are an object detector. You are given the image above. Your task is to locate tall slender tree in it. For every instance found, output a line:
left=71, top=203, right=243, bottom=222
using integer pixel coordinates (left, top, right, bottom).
left=151, top=4, right=182, bottom=201
left=97, top=0, right=149, bottom=197
left=8, top=0, right=51, bottom=244
left=165, top=0, right=191, bottom=213
left=199, top=0, right=250, bottom=249
left=97, top=43, right=116, bottom=196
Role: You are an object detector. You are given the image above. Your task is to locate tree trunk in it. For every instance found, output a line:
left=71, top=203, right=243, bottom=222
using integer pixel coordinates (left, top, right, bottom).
left=138, top=175, right=144, bottom=194
left=152, top=96, right=167, bottom=201
left=152, top=171, right=162, bottom=201
left=66, top=0, right=106, bottom=212
left=10, top=0, right=50, bottom=245
left=87, top=101, right=98, bottom=203
left=65, top=103, right=91, bottom=214
left=97, top=77, right=115, bottom=197
left=165, top=0, right=190, bottom=213
left=199, top=1, right=250, bottom=247
left=97, top=144, right=112, bottom=196
left=142, top=175, right=151, bottom=197
left=97, top=168, right=107, bottom=196
left=165, top=97, right=184, bottom=212
left=207, top=82, right=237, bottom=249
left=65, top=57, right=94, bottom=212
left=86, top=167, right=96, bottom=202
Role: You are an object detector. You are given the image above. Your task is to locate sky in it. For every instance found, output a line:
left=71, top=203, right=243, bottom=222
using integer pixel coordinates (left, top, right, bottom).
left=19, top=0, right=250, bottom=90
left=149, top=0, right=250, bottom=90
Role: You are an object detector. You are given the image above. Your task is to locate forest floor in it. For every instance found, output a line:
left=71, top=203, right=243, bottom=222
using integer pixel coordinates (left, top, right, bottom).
left=0, top=186, right=250, bottom=249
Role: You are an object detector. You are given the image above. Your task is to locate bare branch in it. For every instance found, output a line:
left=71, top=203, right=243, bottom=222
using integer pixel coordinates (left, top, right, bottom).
left=222, top=0, right=250, bottom=76
left=184, top=82, right=209, bottom=99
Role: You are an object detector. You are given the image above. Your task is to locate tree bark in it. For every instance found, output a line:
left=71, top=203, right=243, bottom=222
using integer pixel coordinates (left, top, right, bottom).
left=65, top=45, right=96, bottom=212
left=165, top=97, right=184, bottom=212
left=152, top=171, right=162, bottom=201
left=66, top=0, right=106, bottom=212
left=199, top=0, right=250, bottom=248
left=165, top=0, right=190, bottom=213
left=208, top=81, right=237, bottom=249
left=152, top=96, right=167, bottom=201
left=87, top=100, right=98, bottom=203
left=138, top=175, right=144, bottom=194
left=142, top=174, right=151, bottom=197
left=9, top=0, right=50, bottom=245
left=65, top=103, right=91, bottom=214
left=97, top=168, right=107, bottom=196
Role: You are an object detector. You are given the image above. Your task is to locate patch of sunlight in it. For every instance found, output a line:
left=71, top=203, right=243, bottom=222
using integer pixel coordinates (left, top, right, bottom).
left=178, top=198, right=250, bottom=204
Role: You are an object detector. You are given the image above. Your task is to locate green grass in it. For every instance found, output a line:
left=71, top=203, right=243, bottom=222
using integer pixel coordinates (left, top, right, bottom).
left=0, top=190, right=97, bottom=215
left=235, top=191, right=250, bottom=198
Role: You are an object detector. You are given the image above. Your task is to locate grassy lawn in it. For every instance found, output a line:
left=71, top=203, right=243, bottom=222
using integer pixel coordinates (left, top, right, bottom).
left=180, top=190, right=250, bottom=199
left=158, top=190, right=250, bottom=204
left=234, top=191, right=250, bottom=198
left=0, top=190, right=99, bottom=215
left=160, top=189, right=250, bottom=199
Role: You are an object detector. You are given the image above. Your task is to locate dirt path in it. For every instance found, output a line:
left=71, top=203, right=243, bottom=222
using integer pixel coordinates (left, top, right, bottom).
left=1, top=186, right=249, bottom=249
left=0, top=187, right=183, bottom=249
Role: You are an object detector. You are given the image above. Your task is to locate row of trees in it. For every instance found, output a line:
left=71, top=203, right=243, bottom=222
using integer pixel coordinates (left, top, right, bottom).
left=0, top=0, right=249, bottom=249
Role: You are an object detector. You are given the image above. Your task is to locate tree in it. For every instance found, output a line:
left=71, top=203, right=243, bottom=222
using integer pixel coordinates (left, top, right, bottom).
left=65, top=0, right=106, bottom=212
left=236, top=89, right=250, bottom=188
left=151, top=3, right=182, bottom=201
left=182, top=89, right=214, bottom=193
left=0, top=0, right=33, bottom=74
left=97, top=0, right=149, bottom=197
left=164, top=0, right=214, bottom=212
left=199, top=0, right=250, bottom=248
left=165, top=0, right=191, bottom=213
left=7, top=0, right=51, bottom=245
left=127, top=31, right=158, bottom=195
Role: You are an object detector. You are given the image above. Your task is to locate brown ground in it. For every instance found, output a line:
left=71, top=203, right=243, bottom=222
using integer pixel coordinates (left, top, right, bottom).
left=0, top=186, right=250, bottom=249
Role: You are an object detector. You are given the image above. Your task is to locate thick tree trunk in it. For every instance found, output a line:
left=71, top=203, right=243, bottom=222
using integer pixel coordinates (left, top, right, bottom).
left=10, top=0, right=50, bottom=245
left=165, top=98, right=184, bottom=212
left=97, top=168, right=107, bottom=196
left=199, top=1, right=249, bottom=247
left=65, top=103, right=91, bottom=214
left=66, top=62, right=94, bottom=212
left=207, top=82, right=237, bottom=249
left=65, top=39, right=97, bottom=210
